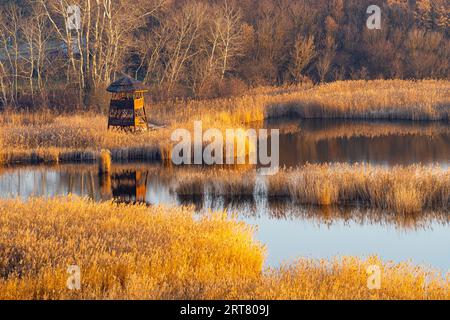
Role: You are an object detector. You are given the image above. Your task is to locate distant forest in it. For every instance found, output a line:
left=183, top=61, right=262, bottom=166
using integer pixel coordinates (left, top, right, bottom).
left=0, top=0, right=449, bottom=109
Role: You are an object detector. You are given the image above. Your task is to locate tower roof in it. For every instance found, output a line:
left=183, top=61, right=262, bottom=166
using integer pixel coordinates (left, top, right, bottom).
left=106, top=75, right=148, bottom=93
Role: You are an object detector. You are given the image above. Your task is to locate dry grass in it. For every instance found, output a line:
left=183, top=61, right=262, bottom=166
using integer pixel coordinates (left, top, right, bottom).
left=0, top=79, right=448, bottom=165
left=268, top=164, right=449, bottom=213
left=152, top=79, right=450, bottom=125
left=0, top=196, right=263, bottom=300
left=174, top=168, right=256, bottom=198
left=251, top=256, right=449, bottom=300
left=262, top=80, right=450, bottom=121
left=0, top=197, right=448, bottom=300
left=169, top=164, right=449, bottom=213
left=98, top=149, right=112, bottom=174
left=0, top=113, right=170, bottom=165
left=0, top=163, right=447, bottom=230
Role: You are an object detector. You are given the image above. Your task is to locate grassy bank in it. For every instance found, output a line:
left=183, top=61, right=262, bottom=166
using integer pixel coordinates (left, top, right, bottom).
left=152, top=79, right=450, bottom=126
left=268, top=164, right=450, bottom=214
left=0, top=80, right=448, bottom=166
left=0, top=113, right=171, bottom=165
left=0, top=197, right=448, bottom=300
left=172, top=164, right=449, bottom=213
left=261, top=80, right=450, bottom=121
left=174, top=168, right=256, bottom=199
left=0, top=197, right=263, bottom=299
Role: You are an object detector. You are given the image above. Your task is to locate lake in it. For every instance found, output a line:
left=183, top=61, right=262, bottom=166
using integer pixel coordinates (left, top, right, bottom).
left=0, top=119, right=449, bottom=271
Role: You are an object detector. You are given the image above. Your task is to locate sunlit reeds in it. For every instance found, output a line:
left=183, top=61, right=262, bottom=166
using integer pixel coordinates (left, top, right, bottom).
left=262, top=80, right=450, bottom=121
left=0, top=80, right=448, bottom=166
left=0, top=113, right=172, bottom=165
left=151, top=79, right=449, bottom=125
left=1, top=163, right=447, bottom=230
left=267, top=164, right=449, bottom=213
left=248, top=256, right=449, bottom=300
left=174, top=168, right=256, bottom=198
left=170, top=164, right=449, bottom=213
left=0, top=196, right=264, bottom=300
left=0, top=197, right=448, bottom=300
left=98, top=149, right=112, bottom=174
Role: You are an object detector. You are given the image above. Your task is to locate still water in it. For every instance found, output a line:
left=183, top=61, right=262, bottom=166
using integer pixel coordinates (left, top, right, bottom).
left=0, top=120, right=449, bottom=270
left=268, top=119, right=450, bottom=167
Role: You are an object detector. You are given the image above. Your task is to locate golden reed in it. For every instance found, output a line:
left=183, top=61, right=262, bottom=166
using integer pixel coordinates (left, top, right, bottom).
left=0, top=197, right=447, bottom=300
left=172, top=164, right=449, bottom=213
left=0, top=80, right=448, bottom=166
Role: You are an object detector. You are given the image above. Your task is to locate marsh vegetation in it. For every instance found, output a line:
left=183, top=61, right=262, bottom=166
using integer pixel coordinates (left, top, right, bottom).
left=0, top=197, right=448, bottom=300
left=171, top=164, right=450, bottom=213
left=0, top=0, right=449, bottom=301
left=0, top=80, right=448, bottom=165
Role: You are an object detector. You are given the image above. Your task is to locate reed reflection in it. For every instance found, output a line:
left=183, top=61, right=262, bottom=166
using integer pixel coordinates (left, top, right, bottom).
left=265, top=119, right=450, bottom=167
left=100, top=170, right=149, bottom=204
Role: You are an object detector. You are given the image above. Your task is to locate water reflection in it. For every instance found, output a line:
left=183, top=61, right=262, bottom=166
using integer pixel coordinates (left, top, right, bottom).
left=180, top=193, right=449, bottom=231
left=1, top=164, right=448, bottom=231
left=0, top=119, right=449, bottom=270
left=265, top=119, right=450, bottom=167
left=265, top=201, right=449, bottom=232
left=100, top=170, right=149, bottom=203
left=0, top=164, right=449, bottom=270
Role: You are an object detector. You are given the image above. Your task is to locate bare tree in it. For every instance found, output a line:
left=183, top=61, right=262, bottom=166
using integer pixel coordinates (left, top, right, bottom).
left=0, top=13, right=11, bottom=106
left=190, top=1, right=244, bottom=94
left=0, top=5, right=22, bottom=105
left=0, top=54, right=9, bottom=106
left=405, top=29, right=446, bottom=78
left=21, top=15, right=38, bottom=103
left=215, top=2, right=244, bottom=79
left=141, top=27, right=169, bottom=85
left=317, top=35, right=336, bottom=82
left=289, top=35, right=315, bottom=83
left=39, top=0, right=167, bottom=105
left=162, top=2, right=207, bottom=92
left=33, top=7, right=52, bottom=102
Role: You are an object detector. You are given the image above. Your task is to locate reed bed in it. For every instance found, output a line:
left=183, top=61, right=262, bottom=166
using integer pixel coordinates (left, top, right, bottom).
left=174, top=168, right=256, bottom=198
left=0, top=197, right=448, bottom=300
left=262, top=80, right=450, bottom=121
left=253, top=256, right=449, bottom=300
left=1, top=163, right=447, bottom=230
left=152, top=79, right=450, bottom=125
left=268, top=164, right=449, bottom=213
left=170, top=164, right=449, bottom=213
left=0, top=80, right=448, bottom=166
left=0, top=196, right=263, bottom=300
left=0, top=113, right=171, bottom=165
left=264, top=119, right=450, bottom=149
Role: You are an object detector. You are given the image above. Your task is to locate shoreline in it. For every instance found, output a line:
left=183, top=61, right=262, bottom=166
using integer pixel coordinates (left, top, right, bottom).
left=0, top=80, right=449, bottom=167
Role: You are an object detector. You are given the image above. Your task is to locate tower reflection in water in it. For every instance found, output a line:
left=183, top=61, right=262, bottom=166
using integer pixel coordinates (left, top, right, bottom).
left=100, top=170, right=148, bottom=204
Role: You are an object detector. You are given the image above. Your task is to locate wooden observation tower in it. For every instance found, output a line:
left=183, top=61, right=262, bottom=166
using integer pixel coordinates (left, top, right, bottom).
left=111, top=170, right=149, bottom=204
left=106, top=76, right=149, bottom=131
